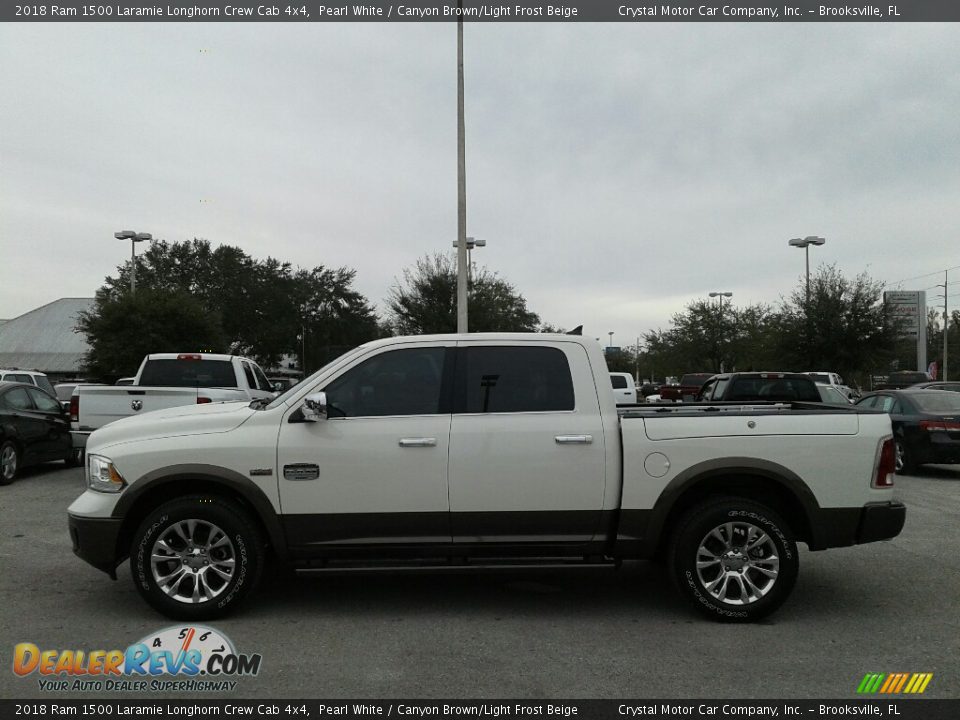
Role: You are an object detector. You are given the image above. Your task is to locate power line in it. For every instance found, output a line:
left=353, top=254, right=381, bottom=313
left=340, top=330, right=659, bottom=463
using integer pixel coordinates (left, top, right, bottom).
left=884, top=264, right=960, bottom=288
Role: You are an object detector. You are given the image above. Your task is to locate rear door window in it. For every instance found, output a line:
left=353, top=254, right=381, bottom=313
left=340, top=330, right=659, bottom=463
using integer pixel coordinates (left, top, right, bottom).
left=3, top=387, right=34, bottom=410
left=459, top=346, right=574, bottom=413
left=611, top=375, right=627, bottom=389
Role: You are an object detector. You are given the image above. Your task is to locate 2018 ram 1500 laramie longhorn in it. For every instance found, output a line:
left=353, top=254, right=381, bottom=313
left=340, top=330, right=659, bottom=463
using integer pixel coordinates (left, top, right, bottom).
left=67, top=334, right=904, bottom=622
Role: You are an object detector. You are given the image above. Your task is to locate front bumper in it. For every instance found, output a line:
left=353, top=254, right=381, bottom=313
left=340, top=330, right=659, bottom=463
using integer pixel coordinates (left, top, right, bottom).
left=68, top=513, right=123, bottom=579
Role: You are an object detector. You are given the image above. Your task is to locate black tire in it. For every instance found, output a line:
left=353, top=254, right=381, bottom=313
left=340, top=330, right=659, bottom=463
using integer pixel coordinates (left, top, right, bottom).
left=65, top=448, right=84, bottom=468
left=668, top=497, right=799, bottom=623
left=131, top=495, right=264, bottom=620
left=0, top=440, right=20, bottom=485
left=894, top=437, right=916, bottom=475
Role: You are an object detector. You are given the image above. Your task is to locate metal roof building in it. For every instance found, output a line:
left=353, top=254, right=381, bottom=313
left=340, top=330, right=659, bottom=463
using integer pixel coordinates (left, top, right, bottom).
left=0, top=298, right=95, bottom=377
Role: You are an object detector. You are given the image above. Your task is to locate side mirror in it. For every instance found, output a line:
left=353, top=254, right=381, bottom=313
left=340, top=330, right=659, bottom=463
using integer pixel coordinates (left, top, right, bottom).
left=301, top=392, right=328, bottom=422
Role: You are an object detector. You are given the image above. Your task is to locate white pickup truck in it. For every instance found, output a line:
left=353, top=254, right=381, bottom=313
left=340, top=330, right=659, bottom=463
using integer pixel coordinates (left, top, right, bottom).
left=70, top=353, right=275, bottom=456
left=67, top=334, right=904, bottom=623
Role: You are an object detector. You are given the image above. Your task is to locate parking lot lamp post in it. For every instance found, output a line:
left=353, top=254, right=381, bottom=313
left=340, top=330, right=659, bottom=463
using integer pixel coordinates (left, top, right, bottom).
left=788, top=236, right=826, bottom=307
left=608, top=331, right=614, bottom=350
left=709, top=292, right=733, bottom=372
left=114, top=230, right=152, bottom=295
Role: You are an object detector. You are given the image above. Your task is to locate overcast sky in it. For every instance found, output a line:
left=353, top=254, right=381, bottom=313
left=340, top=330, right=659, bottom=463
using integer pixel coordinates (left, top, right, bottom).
left=1, top=21, right=958, bottom=345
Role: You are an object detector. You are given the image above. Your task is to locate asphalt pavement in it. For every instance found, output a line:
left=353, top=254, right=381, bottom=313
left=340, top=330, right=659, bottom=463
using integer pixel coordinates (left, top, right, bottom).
left=1, top=462, right=958, bottom=699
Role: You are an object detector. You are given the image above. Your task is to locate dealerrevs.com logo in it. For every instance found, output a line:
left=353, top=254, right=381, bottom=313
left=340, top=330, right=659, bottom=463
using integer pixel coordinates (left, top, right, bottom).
left=13, top=625, right=262, bottom=692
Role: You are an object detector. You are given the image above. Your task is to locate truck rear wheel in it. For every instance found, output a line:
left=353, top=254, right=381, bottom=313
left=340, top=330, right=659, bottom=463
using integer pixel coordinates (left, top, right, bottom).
left=131, top=495, right=264, bottom=620
left=668, top=497, right=798, bottom=622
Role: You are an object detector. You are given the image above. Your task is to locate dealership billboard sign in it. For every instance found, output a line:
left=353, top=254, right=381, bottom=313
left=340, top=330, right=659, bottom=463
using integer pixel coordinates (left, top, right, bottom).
left=884, top=290, right=927, bottom=371
left=884, top=290, right=925, bottom=338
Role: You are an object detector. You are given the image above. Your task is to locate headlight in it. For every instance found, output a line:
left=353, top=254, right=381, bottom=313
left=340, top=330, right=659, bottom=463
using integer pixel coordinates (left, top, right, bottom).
left=87, top=454, right=127, bottom=493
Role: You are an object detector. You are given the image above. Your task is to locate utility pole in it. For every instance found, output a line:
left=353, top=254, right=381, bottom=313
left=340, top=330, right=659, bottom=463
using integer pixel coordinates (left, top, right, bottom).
left=635, top=337, right=640, bottom=384
left=455, top=5, right=468, bottom=333
left=934, top=270, right=949, bottom=380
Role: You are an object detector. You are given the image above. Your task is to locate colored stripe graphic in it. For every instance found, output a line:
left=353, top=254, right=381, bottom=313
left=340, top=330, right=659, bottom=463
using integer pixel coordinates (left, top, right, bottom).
left=857, top=673, right=932, bottom=694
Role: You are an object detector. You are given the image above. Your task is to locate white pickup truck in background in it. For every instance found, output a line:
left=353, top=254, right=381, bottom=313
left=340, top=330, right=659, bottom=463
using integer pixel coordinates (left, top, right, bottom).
left=68, top=334, right=904, bottom=623
left=610, top=372, right=638, bottom=405
left=70, top=353, right=275, bottom=455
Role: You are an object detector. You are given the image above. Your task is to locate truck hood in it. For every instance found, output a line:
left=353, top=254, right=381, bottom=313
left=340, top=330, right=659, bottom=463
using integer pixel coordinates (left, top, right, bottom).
left=87, top=400, right=255, bottom=451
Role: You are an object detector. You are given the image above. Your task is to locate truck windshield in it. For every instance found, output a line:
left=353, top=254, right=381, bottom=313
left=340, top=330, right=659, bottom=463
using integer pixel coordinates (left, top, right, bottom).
left=138, top=359, right=238, bottom=388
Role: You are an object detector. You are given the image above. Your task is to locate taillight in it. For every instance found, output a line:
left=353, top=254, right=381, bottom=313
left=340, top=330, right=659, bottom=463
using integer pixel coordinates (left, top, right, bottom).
left=70, top=395, right=79, bottom=423
left=197, top=397, right=212, bottom=404
left=873, top=437, right=896, bottom=488
left=919, top=420, right=960, bottom=432
left=177, top=354, right=202, bottom=361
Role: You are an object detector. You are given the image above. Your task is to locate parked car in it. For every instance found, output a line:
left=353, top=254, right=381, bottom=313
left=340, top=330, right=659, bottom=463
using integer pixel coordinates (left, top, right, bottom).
left=816, top=383, right=854, bottom=405
left=855, top=389, right=960, bottom=474
left=876, top=371, right=933, bottom=390
left=71, top=353, right=276, bottom=455
left=69, top=333, right=903, bottom=623
left=1, top=381, right=77, bottom=484
left=638, top=381, right=660, bottom=399
left=609, top=372, right=638, bottom=405
left=696, top=372, right=821, bottom=403
left=0, top=369, right=56, bottom=396
left=659, top=373, right=714, bottom=402
left=913, top=381, right=960, bottom=393
left=805, top=372, right=857, bottom=400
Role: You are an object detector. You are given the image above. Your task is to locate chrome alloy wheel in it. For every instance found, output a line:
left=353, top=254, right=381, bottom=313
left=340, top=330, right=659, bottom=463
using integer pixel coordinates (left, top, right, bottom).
left=1, top=445, right=17, bottom=481
left=150, top=519, right=236, bottom=604
left=695, top=521, right=780, bottom=606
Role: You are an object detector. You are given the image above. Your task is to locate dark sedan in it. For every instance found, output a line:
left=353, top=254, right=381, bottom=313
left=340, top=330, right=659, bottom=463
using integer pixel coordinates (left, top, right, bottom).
left=0, top=381, right=77, bottom=484
left=855, top=389, right=960, bottom=474
left=914, top=381, right=960, bottom=393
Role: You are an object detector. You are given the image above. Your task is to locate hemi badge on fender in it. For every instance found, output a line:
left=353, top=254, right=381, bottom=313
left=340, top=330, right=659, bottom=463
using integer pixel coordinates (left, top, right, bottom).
left=283, top=464, right=320, bottom=481
left=249, top=469, right=273, bottom=477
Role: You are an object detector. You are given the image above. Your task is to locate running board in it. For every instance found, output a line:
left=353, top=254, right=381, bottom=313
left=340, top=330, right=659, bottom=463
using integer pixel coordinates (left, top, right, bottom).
left=293, top=559, right=618, bottom=574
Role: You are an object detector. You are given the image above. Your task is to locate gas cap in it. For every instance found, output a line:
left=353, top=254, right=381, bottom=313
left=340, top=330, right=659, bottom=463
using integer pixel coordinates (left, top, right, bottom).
left=644, top=452, right=671, bottom=478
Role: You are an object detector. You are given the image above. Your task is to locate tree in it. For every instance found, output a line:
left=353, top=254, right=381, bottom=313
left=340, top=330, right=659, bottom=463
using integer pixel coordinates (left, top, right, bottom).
left=77, top=290, right=226, bottom=380
left=771, top=264, right=900, bottom=381
left=639, top=300, right=775, bottom=377
left=87, top=238, right=380, bottom=372
left=386, top=254, right=540, bottom=335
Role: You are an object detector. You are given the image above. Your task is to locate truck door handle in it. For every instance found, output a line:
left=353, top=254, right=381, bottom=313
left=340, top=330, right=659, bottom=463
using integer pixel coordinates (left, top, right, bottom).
left=399, top=437, right=437, bottom=447
left=555, top=435, right=593, bottom=444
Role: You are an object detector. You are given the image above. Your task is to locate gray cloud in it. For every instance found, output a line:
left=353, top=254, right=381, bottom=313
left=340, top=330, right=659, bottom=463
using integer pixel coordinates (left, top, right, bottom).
left=1, top=22, right=957, bottom=344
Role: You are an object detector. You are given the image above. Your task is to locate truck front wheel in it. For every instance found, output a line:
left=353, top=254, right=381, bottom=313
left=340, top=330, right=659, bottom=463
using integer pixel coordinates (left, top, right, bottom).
left=668, top=497, right=799, bottom=622
left=131, top=495, right=264, bottom=620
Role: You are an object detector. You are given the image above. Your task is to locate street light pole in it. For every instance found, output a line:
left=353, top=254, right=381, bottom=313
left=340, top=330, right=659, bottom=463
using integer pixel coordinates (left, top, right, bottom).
left=788, top=236, right=826, bottom=307
left=114, top=230, right=152, bottom=295
left=709, top=291, right=733, bottom=372
left=456, top=6, right=468, bottom=333
left=608, top=331, right=614, bottom=349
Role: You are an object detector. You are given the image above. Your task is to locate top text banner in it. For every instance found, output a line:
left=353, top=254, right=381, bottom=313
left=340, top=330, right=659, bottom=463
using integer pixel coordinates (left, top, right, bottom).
left=5, top=1, right=960, bottom=23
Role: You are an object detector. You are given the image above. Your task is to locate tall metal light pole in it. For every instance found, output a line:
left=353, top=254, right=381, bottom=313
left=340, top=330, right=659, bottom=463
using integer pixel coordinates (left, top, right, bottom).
left=709, top=292, right=733, bottom=372
left=456, top=5, right=468, bottom=333
left=788, top=236, right=826, bottom=306
left=114, top=230, right=152, bottom=295
left=608, top=331, right=614, bottom=349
